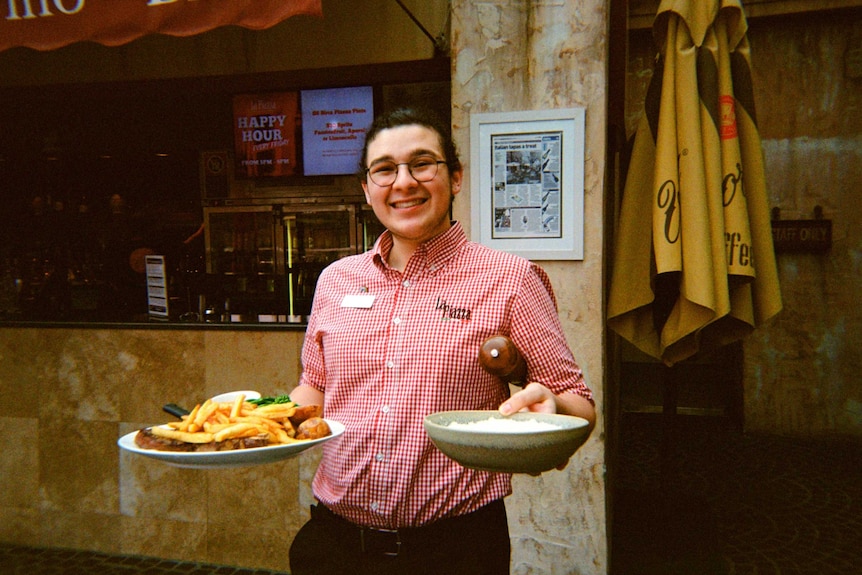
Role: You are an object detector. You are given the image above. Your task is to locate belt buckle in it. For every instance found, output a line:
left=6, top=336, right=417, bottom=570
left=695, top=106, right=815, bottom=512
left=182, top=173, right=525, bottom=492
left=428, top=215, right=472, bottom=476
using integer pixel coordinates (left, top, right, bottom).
left=360, top=527, right=401, bottom=557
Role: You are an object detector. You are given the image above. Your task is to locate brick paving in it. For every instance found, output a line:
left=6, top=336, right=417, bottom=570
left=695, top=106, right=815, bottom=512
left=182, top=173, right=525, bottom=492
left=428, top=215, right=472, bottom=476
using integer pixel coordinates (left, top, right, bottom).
left=0, top=545, right=286, bottom=575
left=612, top=413, right=862, bottom=575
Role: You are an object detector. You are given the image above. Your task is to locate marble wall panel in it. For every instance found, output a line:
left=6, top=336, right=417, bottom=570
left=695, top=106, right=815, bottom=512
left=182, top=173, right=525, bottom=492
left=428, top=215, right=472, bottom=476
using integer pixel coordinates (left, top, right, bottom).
left=39, top=418, right=119, bottom=515
left=119, top=445, right=209, bottom=523
left=203, top=331, right=303, bottom=397
left=0, top=417, right=38, bottom=507
left=0, top=506, right=40, bottom=545
left=202, top=459, right=303, bottom=570
left=119, top=514, right=208, bottom=562
left=117, top=331, right=207, bottom=424
left=41, top=509, right=124, bottom=554
left=0, top=326, right=311, bottom=570
left=0, top=327, right=62, bottom=418
left=206, top=462, right=302, bottom=531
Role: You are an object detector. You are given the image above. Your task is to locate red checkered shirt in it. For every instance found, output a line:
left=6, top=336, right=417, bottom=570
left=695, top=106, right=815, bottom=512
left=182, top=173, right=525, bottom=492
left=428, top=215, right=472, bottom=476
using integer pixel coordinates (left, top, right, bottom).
left=299, top=222, right=591, bottom=529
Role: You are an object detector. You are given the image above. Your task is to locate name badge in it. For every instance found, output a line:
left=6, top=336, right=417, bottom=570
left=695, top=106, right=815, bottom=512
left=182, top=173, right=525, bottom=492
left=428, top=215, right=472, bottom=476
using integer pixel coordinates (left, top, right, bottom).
left=341, top=294, right=376, bottom=308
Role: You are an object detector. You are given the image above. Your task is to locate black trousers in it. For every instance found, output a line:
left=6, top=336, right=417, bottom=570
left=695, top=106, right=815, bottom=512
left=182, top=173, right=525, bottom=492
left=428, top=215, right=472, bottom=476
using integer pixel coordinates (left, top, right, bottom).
left=289, top=499, right=511, bottom=575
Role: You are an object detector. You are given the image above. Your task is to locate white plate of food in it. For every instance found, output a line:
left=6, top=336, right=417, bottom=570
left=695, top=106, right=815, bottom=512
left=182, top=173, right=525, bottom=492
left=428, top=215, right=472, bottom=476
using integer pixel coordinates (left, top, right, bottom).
left=119, top=419, right=344, bottom=469
left=119, top=391, right=342, bottom=469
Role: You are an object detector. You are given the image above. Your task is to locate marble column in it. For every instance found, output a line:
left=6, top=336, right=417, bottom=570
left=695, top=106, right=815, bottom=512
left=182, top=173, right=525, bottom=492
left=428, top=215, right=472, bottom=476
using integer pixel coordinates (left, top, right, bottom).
left=451, top=1, right=609, bottom=573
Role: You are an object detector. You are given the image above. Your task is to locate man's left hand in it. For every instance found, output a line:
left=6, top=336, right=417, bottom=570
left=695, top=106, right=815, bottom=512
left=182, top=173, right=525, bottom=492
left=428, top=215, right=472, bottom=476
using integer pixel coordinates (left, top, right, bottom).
left=497, top=381, right=595, bottom=473
left=498, top=382, right=556, bottom=415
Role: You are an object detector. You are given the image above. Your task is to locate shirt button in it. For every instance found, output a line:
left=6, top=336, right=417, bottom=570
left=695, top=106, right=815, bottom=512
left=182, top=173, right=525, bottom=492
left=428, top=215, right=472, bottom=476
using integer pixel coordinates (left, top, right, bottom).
left=402, top=279, right=410, bottom=287
left=386, top=360, right=395, bottom=369
left=381, top=405, right=390, bottom=413
left=375, top=452, right=385, bottom=462
left=393, top=317, right=401, bottom=325
left=370, top=501, right=379, bottom=511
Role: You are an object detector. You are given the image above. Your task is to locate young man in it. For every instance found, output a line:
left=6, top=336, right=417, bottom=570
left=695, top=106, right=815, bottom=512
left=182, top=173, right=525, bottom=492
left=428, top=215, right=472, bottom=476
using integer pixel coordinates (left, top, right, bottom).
left=288, top=108, right=595, bottom=575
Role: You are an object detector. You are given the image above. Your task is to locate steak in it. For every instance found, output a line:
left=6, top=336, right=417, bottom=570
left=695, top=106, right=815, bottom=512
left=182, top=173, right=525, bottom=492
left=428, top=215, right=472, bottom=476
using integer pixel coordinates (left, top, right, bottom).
left=134, top=427, right=270, bottom=452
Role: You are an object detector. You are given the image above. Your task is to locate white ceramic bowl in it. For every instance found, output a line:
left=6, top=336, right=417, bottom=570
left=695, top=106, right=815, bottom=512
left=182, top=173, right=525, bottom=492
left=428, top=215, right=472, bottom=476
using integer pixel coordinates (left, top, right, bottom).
left=210, top=390, right=262, bottom=403
left=423, top=410, right=591, bottom=474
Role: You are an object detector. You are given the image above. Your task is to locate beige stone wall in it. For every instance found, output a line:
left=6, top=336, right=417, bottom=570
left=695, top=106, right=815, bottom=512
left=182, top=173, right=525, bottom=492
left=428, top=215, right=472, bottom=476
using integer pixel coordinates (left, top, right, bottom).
left=0, top=327, right=311, bottom=571
left=624, top=10, right=862, bottom=438
left=741, top=11, right=862, bottom=437
left=451, top=1, right=608, bottom=572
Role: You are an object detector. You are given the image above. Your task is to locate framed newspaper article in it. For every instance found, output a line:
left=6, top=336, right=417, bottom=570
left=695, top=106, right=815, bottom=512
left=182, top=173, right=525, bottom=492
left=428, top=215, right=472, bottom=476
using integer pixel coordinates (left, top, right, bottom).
left=470, top=108, right=585, bottom=260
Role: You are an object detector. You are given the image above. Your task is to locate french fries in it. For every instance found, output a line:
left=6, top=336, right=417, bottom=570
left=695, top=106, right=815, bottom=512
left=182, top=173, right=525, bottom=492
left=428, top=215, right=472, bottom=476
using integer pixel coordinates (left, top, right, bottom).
left=159, top=394, right=318, bottom=446
left=150, top=426, right=215, bottom=443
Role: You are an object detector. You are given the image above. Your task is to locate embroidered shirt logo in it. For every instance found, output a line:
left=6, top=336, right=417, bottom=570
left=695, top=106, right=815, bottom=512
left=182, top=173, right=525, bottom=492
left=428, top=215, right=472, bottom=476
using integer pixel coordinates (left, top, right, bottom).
left=435, top=296, right=472, bottom=321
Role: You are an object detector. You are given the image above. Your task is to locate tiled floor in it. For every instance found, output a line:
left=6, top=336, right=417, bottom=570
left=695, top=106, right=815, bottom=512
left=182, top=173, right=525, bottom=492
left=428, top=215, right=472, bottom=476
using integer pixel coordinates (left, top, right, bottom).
left=612, top=413, right=862, bottom=574
left=3, top=414, right=861, bottom=574
left=0, top=544, right=287, bottom=575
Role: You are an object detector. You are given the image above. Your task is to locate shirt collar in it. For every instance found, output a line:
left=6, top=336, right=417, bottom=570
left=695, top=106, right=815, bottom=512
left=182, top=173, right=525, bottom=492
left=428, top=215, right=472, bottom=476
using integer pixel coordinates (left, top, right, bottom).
left=372, top=222, right=467, bottom=273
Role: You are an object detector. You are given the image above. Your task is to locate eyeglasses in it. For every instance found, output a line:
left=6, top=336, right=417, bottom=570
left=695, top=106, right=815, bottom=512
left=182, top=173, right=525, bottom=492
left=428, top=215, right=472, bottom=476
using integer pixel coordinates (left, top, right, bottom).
left=366, top=155, right=448, bottom=187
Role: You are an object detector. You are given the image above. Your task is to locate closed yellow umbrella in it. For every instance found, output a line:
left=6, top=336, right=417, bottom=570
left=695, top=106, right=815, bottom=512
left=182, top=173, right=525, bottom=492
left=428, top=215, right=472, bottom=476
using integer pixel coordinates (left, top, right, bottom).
left=608, top=0, right=781, bottom=366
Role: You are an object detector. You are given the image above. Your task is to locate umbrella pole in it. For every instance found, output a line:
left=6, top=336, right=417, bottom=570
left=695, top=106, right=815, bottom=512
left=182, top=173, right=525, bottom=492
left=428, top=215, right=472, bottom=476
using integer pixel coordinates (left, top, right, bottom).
left=660, top=363, right=679, bottom=483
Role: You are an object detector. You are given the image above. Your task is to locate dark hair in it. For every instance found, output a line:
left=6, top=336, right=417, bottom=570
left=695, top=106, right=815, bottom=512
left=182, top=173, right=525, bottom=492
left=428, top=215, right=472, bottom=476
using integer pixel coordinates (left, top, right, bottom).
left=357, top=107, right=461, bottom=181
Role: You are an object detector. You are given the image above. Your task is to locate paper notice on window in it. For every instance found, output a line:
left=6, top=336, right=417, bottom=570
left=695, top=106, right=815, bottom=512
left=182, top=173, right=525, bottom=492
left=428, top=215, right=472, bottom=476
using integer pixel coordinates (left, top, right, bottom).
left=145, top=255, right=169, bottom=319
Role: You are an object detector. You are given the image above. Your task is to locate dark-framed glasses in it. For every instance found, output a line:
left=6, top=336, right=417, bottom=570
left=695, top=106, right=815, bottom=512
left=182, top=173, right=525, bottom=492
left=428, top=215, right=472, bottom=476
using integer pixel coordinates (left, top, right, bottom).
left=366, top=155, right=448, bottom=187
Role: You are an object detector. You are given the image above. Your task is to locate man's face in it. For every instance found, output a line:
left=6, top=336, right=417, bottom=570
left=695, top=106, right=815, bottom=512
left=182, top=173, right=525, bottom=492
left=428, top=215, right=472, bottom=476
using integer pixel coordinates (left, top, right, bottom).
left=361, top=124, right=462, bottom=248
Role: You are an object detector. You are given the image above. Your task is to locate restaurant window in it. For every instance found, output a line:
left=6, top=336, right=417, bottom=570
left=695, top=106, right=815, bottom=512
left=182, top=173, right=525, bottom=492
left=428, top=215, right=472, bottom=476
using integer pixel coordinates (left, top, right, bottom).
left=0, top=60, right=450, bottom=325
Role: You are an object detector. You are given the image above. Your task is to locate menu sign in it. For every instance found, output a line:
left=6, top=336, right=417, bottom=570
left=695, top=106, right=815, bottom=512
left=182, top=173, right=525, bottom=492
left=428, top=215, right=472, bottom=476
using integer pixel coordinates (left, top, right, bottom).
left=145, top=255, right=169, bottom=320
left=233, top=92, right=299, bottom=178
left=301, top=86, right=374, bottom=176
left=1, top=0, right=322, bottom=53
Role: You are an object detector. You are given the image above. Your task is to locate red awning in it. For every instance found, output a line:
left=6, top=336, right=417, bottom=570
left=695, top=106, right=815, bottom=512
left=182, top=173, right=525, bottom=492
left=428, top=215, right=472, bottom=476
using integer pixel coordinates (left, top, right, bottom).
left=1, top=0, right=323, bottom=53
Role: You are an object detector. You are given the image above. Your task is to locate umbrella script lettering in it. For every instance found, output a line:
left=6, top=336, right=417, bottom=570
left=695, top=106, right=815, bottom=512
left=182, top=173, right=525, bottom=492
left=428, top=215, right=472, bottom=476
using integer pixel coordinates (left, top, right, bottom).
left=725, top=232, right=751, bottom=267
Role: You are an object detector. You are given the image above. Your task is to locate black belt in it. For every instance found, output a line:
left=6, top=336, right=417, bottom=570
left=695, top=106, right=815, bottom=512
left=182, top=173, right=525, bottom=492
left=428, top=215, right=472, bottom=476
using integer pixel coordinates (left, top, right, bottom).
left=311, top=500, right=505, bottom=558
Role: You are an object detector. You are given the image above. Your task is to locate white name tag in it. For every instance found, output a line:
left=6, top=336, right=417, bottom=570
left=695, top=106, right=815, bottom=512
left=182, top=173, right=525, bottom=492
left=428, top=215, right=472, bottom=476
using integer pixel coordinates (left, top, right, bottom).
left=341, top=294, right=376, bottom=308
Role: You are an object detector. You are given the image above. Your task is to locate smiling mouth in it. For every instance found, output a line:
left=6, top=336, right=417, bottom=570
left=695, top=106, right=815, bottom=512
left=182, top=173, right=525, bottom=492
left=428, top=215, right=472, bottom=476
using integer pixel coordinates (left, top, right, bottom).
left=391, top=198, right=427, bottom=209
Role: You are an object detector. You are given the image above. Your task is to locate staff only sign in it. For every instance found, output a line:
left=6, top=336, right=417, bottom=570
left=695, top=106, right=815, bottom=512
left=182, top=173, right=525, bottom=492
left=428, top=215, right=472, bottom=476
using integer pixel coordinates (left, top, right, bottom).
left=1, top=0, right=322, bottom=52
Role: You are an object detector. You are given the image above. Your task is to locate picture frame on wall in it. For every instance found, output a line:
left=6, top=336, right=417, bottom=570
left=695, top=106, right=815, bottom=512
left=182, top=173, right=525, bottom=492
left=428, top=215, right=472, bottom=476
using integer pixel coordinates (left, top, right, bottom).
left=470, top=108, right=585, bottom=260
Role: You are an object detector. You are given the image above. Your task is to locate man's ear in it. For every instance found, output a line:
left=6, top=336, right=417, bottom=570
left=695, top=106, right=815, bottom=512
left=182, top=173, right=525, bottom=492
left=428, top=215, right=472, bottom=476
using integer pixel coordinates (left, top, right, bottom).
left=450, top=167, right=464, bottom=196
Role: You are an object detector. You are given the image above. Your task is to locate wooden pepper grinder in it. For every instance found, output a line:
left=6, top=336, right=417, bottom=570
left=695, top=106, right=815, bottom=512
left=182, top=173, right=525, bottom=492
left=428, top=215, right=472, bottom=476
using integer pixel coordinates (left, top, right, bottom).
left=479, top=335, right=527, bottom=387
